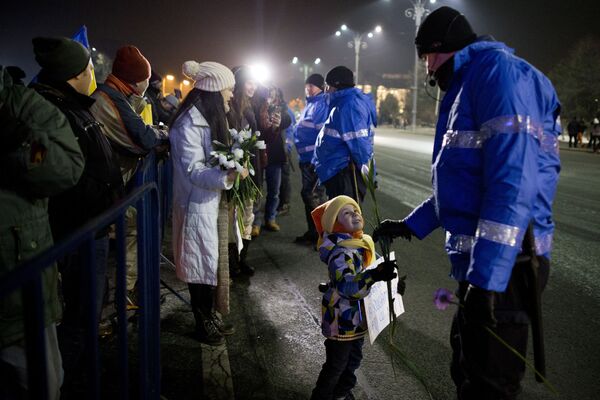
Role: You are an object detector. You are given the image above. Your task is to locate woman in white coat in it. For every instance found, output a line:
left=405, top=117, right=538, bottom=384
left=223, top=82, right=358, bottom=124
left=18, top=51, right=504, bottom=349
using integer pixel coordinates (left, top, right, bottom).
left=169, top=61, right=248, bottom=346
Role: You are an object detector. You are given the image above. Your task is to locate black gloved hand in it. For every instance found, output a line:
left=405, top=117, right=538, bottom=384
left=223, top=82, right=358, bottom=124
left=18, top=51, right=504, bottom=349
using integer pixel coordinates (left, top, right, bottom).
left=396, top=275, right=407, bottom=296
left=372, top=219, right=413, bottom=243
left=463, top=284, right=497, bottom=328
left=370, top=260, right=398, bottom=282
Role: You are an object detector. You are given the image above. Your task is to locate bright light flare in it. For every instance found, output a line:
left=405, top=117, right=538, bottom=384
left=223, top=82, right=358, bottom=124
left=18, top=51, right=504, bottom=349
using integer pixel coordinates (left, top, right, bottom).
left=292, top=56, right=299, bottom=64
left=249, top=63, right=271, bottom=84
left=375, top=25, right=382, bottom=33
left=368, top=32, right=374, bottom=38
left=166, top=75, right=175, bottom=81
left=341, top=24, right=348, bottom=31
left=182, top=80, right=190, bottom=86
left=430, top=0, right=437, bottom=3
left=314, top=58, right=321, bottom=65
left=335, top=31, right=341, bottom=37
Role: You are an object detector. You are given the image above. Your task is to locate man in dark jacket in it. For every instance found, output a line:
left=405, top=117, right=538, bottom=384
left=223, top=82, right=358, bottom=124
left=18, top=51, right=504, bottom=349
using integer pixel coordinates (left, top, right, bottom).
left=90, top=45, right=168, bottom=303
left=30, top=37, right=125, bottom=389
left=0, top=65, right=85, bottom=400
left=146, top=71, right=172, bottom=125
left=567, top=117, right=578, bottom=148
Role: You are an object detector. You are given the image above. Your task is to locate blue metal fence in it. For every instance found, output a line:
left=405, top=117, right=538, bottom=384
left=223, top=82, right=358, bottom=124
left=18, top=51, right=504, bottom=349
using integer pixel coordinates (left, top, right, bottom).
left=0, top=151, right=171, bottom=399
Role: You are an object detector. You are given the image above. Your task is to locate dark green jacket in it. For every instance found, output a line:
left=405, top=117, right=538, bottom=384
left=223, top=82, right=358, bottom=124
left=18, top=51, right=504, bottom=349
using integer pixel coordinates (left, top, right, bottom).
left=0, top=67, right=84, bottom=348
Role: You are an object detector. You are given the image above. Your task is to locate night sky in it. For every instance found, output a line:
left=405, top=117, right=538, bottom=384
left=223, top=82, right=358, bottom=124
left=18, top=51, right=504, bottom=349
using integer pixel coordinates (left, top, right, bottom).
left=2, top=0, right=599, bottom=99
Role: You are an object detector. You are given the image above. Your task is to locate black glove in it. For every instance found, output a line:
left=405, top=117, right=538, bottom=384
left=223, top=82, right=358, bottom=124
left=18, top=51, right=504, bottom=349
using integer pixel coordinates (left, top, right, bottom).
left=463, top=284, right=497, bottom=328
left=396, top=275, right=407, bottom=296
left=372, top=219, right=413, bottom=243
left=370, top=260, right=397, bottom=282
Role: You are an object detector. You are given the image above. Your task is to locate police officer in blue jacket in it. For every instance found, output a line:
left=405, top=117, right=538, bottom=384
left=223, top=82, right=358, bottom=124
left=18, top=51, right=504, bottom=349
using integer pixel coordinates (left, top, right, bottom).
left=313, top=66, right=377, bottom=202
left=373, top=7, right=561, bottom=400
left=294, top=74, right=329, bottom=244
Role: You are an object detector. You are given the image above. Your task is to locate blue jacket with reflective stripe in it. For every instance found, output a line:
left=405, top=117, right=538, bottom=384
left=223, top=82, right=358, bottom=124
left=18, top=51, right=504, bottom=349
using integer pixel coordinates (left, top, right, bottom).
left=294, top=92, right=328, bottom=163
left=313, top=87, right=377, bottom=183
left=404, top=40, right=561, bottom=292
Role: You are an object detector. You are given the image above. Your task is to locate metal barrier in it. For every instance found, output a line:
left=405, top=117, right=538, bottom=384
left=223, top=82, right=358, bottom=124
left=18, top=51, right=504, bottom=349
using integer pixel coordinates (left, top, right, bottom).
left=0, top=151, right=170, bottom=400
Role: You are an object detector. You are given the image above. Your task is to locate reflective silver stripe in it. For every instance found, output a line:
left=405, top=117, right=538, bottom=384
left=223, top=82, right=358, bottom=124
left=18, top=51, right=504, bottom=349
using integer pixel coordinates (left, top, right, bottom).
left=442, top=130, right=484, bottom=149
left=341, top=129, right=369, bottom=141
left=481, top=114, right=544, bottom=141
left=446, top=229, right=552, bottom=255
left=297, top=145, right=315, bottom=154
left=534, top=232, right=553, bottom=255
left=442, top=114, right=557, bottom=154
left=299, top=120, right=322, bottom=129
left=324, top=128, right=341, bottom=138
left=445, top=232, right=475, bottom=253
left=476, top=219, right=523, bottom=247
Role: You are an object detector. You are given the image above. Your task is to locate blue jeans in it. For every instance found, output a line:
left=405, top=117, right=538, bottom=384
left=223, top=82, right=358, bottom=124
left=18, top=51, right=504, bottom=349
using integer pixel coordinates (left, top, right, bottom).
left=254, top=163, right=282, bottom=225
left=311, top=338, right=364, bottom=400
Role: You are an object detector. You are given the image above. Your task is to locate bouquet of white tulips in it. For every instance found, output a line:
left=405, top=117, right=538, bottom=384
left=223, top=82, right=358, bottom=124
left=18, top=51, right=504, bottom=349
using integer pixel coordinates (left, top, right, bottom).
left=210, top=127, right=264, bottom=228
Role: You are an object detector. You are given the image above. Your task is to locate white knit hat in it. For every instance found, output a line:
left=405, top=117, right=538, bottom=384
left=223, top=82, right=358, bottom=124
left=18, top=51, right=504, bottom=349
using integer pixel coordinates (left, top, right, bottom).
left=182, top=60, right=235, bottom=92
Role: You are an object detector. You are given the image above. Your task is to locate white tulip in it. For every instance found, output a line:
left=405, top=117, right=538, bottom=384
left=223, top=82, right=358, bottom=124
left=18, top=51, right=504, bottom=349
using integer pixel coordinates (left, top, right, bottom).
left=255, top=140, right=266, bottom=150
left=233, top=148, right=244, bottom=160
left=225, top=160, right=235, bottom=169
left=218, top=154, right=228, bottom=166
left=234, top=161, right=245, bottom=173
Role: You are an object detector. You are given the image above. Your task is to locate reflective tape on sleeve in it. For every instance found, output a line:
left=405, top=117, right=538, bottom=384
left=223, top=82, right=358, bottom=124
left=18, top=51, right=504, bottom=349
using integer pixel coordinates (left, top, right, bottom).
left=476, top=219, right=523, bottom=247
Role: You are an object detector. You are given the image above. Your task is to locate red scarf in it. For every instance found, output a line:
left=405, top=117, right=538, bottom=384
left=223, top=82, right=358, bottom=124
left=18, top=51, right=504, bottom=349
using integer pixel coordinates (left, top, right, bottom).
left=104, top=74, right=135, bottom=96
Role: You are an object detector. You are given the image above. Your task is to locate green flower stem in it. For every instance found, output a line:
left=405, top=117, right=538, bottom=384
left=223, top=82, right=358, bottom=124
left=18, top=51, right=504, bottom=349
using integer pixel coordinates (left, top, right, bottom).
left=484, top=326, right=559, bottom=396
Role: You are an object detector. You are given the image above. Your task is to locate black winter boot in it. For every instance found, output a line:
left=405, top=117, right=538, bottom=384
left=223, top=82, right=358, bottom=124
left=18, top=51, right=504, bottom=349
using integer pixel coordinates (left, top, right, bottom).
left=239, top=239, right=255, bottom=276
left=228, top=243, right=241, bottom=278
left=188, top=284, right=225, bottom=346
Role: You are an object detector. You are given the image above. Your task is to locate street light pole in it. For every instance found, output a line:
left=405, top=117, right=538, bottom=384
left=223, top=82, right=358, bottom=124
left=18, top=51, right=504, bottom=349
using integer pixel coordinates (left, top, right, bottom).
left=405, top=0, right=433, bottom=131
left=335, top=25, right=381, bottom=86
left=292, top=57, right=322, bottom=81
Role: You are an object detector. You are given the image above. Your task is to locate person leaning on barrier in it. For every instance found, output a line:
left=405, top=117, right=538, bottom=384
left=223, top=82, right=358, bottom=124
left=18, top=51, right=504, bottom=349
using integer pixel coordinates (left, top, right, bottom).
left=90, top=45, right=169, bottom=306
left=372, top=6, right=561, bottom=400
left=0, top=65, right=85, bottom=400
left=312, top=66, right=377, bottom=203
left=29, top=36, right=124, bottom=389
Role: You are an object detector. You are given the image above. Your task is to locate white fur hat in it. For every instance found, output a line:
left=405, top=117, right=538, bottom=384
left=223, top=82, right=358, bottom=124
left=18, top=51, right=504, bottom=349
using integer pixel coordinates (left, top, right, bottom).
left=182, top=60, right=235, bottom=92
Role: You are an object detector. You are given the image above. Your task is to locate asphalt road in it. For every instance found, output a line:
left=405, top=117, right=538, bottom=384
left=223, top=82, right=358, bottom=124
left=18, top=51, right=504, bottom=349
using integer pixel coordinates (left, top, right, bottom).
left=226, top=127, right=600, bottom=400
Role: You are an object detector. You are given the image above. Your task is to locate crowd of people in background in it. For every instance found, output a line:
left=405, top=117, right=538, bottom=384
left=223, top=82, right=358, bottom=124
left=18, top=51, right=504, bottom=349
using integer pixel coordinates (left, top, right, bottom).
left=566, top=116, right=600, bottom=152
left=0, top=24, right=381, bottom=395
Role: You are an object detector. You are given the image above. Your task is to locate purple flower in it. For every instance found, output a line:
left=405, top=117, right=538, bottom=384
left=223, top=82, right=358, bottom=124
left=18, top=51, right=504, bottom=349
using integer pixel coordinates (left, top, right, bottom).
left=433, top=288, right=455, bottom=311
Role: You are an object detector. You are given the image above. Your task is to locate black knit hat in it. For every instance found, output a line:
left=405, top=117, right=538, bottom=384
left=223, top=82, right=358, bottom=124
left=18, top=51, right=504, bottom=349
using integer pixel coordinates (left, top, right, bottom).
left=33, top=37, right=90, bottom=82
left=415, top=6, right=476, bottom=58
left=325, top=66, right=354, bottom=89
left=305, top=73, right=324, bottom=90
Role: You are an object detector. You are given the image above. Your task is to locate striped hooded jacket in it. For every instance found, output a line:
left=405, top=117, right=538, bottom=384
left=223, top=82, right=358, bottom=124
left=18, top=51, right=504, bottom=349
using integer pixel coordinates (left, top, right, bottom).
left=319, top=233, right=376, bottom=341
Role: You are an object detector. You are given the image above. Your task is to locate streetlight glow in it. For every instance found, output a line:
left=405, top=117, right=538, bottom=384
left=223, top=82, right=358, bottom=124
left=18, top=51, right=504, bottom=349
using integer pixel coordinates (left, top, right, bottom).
left=314, top=58, right=321, bottom=65
left=341, top=24, right=348, bottom=31
left=375, top=25, right=382, bottom=33
left=292, top=56, right=299, bottom=64
left=368, top=32, right=374, bottom=38
left=249, top=63, right=271, bottom=84
left=335, top=31, right=341, bottom=36
left=430, top=0, right=437, bottom=3
left=91, top=47, right=97, bottom=52
left=166, top=75, right=175, bottom=81
left=182, top=80, right=190, bottom=86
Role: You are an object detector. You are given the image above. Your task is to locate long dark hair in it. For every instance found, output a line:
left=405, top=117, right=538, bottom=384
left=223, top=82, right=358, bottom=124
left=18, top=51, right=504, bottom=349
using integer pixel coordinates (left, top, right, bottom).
left=171, top=88, right=230, bottom=145
left=228, top=66, right=256, bottom=131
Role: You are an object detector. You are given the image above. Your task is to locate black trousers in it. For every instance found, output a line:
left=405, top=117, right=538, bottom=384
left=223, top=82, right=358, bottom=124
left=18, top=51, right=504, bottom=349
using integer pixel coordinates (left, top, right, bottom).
left=568, top=134, right=577, bottom=147
left=299, top=162, right=327, bottom=236
left=323, top=165, right=366, bottom=203
left=450, top=257, right=550, bottom=400
left=188, top=283, right=214, bottom=319
left=311, top=338, right=364, bottom=400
